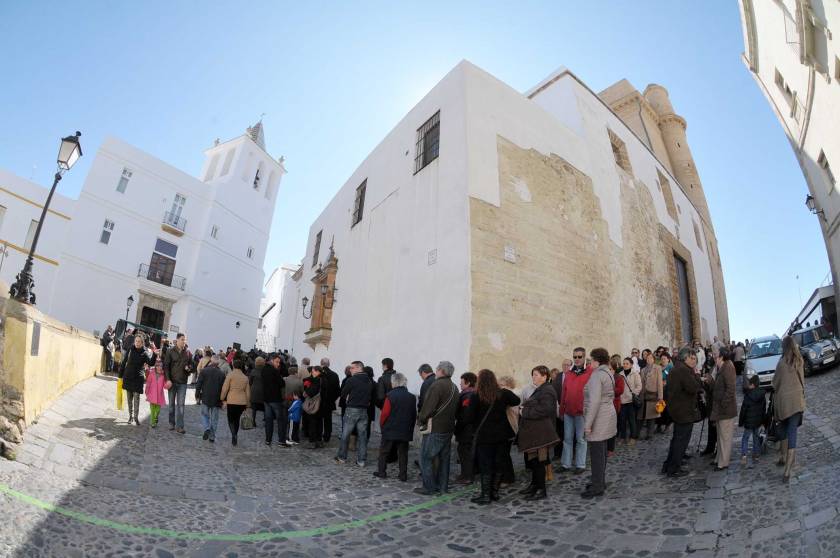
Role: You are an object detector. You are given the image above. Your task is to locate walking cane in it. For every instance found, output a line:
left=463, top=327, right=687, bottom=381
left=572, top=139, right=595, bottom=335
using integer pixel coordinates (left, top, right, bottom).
left=696, top=418, right=706, bottom=454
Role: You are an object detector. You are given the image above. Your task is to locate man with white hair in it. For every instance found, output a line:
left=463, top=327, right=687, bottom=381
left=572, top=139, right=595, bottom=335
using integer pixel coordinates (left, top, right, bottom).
left=374, top=373, right=417, bottom=481
left=415, top=361, right=459, bottom=495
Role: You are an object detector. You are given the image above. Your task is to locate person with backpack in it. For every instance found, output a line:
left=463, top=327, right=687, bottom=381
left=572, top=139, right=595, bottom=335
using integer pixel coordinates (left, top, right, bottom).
left=738, top=375, right=766, bottom=468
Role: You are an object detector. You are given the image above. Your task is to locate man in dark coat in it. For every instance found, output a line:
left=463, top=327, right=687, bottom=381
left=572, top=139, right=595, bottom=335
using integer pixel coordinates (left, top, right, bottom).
left=376, top=358, right=397, bottom=408
left=417, top=363, right=435, bottom=413
left=662, top=349, right=702, bottom=477
left=374, top=373, right=417, bottom=481
left=319, top=357, right=341, bottom=443
left=262, top=353, right=288, bottom=446
left=336, top=361, right=374, bottom=465
left=195, top=355, right=225, bottom=443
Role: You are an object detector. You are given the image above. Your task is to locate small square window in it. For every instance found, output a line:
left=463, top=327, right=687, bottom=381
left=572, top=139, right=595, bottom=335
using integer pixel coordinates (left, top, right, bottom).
left=210, top=225, right=219, bottom=239
left=608, top=129, right=632, bottom=174
left=247, top=246, right=254, bottom=259
left=116, top=168, right=132, bottom=193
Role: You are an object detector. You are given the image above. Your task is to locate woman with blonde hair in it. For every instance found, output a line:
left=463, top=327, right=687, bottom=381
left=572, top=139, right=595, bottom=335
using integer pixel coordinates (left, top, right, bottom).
left=772, top=335, right=806, bottom=482
left=638, top=351, right=664, bottom=440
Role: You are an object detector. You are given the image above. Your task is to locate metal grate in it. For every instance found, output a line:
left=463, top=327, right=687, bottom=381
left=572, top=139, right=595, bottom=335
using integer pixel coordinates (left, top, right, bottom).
left=312, top=230, right=322, bottom=268
left=414, top=111, right=440, bottom=174
left=162, top=211, right=187, bottom=232
left=352, top=179, right=366, bottom=227
left=138, top=262, right=186, bottom=290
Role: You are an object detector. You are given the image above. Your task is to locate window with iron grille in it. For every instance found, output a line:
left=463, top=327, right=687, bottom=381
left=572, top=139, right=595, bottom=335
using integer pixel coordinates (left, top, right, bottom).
left=819, top=150, right=836, bottom=189
left=312, top=230, right=322, bottom=268
left=352, top=179, right=367, bottom=227
left=414, top=111, right=440, bottom=174
left=116, top=168, right=132, bottom=193
left=100, top=219, right=115, bottom=245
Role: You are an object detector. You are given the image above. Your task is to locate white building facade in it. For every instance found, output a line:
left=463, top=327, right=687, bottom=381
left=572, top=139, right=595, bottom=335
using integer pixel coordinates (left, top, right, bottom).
left=738, top=0, right=840, bottom=321
left=256, top=263, right=297, bottom=352
left=276, top=61, right=729, bottom=392
left=0, top=123, right=285, bottom=349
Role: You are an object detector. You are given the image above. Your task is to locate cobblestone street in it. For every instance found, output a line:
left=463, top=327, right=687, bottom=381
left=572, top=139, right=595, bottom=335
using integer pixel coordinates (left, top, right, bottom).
left=2, top=368, right=840, bottom=558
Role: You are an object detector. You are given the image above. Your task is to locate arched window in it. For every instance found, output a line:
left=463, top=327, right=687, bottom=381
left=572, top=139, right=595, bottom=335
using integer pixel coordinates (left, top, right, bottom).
left=253, top=161, right=264, bottom=190
left=204, top=154, right=220, bottom=181
left=220, top=149, right=235, bottom=176
left=265, top=170, right=277, bottom=199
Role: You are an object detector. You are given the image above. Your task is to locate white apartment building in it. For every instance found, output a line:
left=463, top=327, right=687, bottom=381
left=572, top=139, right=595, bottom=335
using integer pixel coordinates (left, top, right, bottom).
left=275, top=60, right=729, bottom=392
left=739, top=0, right=840, bottom=324
left=0, top=122, right=285, bottom=349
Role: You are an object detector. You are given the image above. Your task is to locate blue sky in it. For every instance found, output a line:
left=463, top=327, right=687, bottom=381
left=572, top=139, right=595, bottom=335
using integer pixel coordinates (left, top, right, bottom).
left=0, top=1, right=827, bottom=342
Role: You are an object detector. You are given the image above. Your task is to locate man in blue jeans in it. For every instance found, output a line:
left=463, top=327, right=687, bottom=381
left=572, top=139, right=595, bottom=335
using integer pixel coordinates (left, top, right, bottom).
left=336, top=361, right=373, bottom=466
left=164, top=333, right=191, bottom=434
left=262, top=353, right=288, bottom=447
left=415, top=361, right=459, bottom=495
left=195, top=354, right=225, bottom=443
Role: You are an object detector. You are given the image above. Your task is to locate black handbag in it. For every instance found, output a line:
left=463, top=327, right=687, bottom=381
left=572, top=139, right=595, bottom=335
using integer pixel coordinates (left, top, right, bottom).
left=625, top=373, right=642, bottom=407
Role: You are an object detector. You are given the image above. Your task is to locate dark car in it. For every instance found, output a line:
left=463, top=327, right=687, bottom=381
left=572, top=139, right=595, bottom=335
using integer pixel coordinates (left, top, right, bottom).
left=790, top=325, right=840, bottom=376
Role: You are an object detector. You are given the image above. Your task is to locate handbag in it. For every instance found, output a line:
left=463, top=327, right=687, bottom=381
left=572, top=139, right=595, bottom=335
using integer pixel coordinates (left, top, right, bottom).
left=303, top=391, right=321, bottom=415
left=420, top=385, right=456, bottom=435
left=116, top=378, right=124, bottom=410
left=625, top=373, right=642, bottom=408
left=240, top=413, right=255, bottom=430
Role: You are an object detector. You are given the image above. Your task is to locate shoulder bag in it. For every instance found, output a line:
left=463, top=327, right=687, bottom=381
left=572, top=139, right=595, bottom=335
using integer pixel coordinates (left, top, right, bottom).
left=420, top=384, right=456, bottom=435
left=303, top=383, right=322, bottom=415
left=624, top=372, right=642, bottom=408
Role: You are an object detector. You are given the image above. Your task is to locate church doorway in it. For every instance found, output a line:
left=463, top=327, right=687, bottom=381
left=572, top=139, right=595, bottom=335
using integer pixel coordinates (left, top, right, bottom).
left=140, top=306, right=165, bottom=331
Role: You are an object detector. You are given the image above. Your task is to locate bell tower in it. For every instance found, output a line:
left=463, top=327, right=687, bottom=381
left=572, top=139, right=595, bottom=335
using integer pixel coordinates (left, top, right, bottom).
left=644, top=84, right=712, bottom=227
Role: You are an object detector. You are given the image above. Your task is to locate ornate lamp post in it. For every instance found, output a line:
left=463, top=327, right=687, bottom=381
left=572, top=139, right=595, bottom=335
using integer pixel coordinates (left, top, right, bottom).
left=125, top=295, right=134, bottom=321
left=10, top=132, right=83, bottom=304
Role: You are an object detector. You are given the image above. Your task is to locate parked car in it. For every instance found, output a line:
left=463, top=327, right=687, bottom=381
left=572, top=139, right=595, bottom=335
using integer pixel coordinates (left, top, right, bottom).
left=790, top=325, right=840, bottom=376
left=745, top=335, right=782, bottom=388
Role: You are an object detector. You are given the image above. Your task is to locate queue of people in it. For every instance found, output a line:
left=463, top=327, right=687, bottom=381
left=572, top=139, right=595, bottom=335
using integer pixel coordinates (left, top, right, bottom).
left=111, top=327, right=808, bottom=505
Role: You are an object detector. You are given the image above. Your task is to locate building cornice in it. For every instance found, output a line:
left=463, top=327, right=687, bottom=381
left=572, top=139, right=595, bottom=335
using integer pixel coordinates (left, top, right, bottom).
left=0, top=186, right=72, bottom=220
left=528, top=69, right=715, bottom=232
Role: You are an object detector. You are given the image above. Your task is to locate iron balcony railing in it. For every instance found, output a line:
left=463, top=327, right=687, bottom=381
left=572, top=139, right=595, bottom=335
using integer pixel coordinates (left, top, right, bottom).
left=162, top=211, right=187, bottom=232
left=138, top=263, right=186, bottom=290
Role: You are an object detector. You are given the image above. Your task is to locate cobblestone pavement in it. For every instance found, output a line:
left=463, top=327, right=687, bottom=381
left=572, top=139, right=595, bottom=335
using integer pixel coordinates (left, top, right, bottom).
left=2, top=368, right=840, bottom=558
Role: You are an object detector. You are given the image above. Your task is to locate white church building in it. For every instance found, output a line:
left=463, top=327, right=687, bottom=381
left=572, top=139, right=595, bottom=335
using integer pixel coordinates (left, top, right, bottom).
left=0, top=122, right=285, bottom=349
left=273, top=60, right=729, bottom=391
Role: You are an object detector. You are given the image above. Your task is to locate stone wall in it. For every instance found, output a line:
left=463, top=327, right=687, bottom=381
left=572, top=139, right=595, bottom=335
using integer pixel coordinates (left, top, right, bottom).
left=0, top=291, right=101, bottom=457
left=468, top=137, right=698, bottom=386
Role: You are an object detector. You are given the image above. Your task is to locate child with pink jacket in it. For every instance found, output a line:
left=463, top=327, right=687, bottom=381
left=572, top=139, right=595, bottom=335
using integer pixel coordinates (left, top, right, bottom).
left=145, top=359, right=168, bottom=428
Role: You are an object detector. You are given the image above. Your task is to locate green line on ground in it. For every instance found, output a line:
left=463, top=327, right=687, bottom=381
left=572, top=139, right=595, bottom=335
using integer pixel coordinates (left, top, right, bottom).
left=0, top=482, right=467, bottom=542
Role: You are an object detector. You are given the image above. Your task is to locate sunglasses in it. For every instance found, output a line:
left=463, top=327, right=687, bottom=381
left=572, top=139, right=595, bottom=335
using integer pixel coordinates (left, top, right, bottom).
left=573, top=355, right=584, bottom=359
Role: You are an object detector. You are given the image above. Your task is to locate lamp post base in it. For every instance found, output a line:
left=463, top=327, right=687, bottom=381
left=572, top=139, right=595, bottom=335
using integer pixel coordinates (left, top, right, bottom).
left=9, top=256, right=36, bottom=304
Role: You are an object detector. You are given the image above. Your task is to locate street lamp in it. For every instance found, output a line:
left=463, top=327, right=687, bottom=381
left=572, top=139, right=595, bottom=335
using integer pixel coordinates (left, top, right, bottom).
left=805, top=194, right=826, bottom=221
left=10, top=132, right=83, bottom=304
left=125, top=295, right=134, bottom=321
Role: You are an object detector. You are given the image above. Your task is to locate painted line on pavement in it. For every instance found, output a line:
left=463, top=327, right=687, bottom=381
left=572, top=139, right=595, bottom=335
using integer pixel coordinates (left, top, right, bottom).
left=0, top=482, right=467, bottom=541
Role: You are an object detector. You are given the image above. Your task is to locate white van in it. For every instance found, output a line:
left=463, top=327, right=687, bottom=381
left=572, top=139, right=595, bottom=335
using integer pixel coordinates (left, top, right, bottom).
left=745, top=335, right=783, bottom=389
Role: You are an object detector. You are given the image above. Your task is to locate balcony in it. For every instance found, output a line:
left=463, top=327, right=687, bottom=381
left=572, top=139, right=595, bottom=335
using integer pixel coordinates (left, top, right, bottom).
left=161, top=211, right=187, bottom=236
left=138, top=263, right=186, bottom=291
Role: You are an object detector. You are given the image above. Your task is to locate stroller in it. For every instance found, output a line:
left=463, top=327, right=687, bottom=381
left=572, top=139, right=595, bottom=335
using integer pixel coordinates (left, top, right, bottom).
left=761, top=391, right=780, bottom=453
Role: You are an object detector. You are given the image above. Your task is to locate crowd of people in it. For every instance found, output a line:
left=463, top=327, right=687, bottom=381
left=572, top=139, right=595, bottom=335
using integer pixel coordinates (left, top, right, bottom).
left=103, top=327, right=808, bottom=504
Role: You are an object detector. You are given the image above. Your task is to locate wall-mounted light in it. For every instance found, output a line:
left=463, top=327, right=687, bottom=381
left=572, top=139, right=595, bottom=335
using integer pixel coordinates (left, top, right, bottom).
left=302, top=296, right=312, bottom=319
left=806, top=194, right=826, bottom=221
left=235, top=321, right=241, bottom=329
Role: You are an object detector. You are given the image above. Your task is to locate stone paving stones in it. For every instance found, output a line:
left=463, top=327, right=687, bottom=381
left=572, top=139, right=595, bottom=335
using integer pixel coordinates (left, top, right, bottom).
left=2, top=369, right=840, bottom=556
